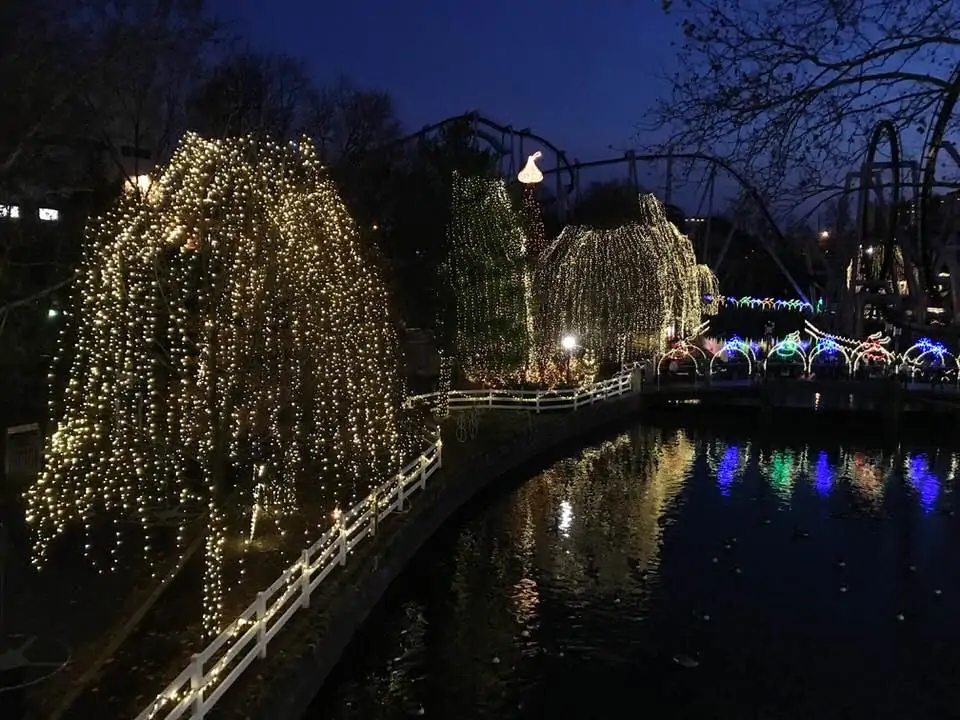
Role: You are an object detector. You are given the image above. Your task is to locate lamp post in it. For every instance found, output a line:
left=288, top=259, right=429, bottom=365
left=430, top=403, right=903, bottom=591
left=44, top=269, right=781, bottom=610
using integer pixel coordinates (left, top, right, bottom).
left=561, top=334, right=577, bottom=384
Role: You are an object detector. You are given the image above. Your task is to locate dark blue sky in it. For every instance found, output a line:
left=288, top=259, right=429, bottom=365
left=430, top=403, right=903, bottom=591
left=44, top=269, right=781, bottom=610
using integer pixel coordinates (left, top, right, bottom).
left=209, top=0, right=684, bottom=183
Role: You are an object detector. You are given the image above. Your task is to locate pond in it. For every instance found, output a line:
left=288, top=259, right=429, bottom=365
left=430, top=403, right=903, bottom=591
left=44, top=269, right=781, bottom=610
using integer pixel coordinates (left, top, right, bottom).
left=307, top=423, right=960, bottom=719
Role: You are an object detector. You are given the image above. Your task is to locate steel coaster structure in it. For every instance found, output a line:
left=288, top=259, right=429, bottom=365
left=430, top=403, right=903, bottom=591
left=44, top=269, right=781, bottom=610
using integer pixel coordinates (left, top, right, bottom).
left=388, top=109, right=960, bottom=334
left=385, top=111, right=811, bottom=304
left=820, top=71, right=960, bottom=335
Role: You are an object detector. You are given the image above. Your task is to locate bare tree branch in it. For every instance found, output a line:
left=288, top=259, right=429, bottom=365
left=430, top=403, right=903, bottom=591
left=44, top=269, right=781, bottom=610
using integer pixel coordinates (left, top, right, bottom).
left=648, top=0, right=960, bottom=208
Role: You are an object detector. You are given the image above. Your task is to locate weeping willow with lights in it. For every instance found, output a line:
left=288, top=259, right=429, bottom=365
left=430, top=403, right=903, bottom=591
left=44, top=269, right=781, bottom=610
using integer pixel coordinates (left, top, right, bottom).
left=26, top=134, right=403, bottom=632
left=535, top=193, right=702, bottom=359
left=697, top=264, right=720, bottom=316
left=859, top=244, right=907, bottom=290
left=446, top=172, right=534, bottom=384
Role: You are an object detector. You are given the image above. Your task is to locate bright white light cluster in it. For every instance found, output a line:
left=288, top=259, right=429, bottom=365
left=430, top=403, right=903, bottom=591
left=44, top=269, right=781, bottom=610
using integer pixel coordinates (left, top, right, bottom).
left=535, top=194, right=704, bottom=358
left=517, top=151, right=544, bottom=184
left=27, top=133, right=402, bottom=634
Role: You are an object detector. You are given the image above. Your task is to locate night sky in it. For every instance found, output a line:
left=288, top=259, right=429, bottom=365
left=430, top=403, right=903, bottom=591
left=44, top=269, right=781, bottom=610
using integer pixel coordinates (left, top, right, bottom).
left=209, top=0, right=687, bottom=193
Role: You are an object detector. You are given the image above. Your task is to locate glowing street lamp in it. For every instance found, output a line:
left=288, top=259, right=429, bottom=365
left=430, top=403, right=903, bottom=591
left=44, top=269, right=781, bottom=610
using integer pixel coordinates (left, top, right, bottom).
left=126, top=174, right=152, bottom=195
left=561, top=334, right=577, bottom=384
left=518, top=151, right=544, bottom=185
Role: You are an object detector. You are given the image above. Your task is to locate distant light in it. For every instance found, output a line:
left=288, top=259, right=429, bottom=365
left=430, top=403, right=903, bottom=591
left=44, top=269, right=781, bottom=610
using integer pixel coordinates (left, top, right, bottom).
left=38, top=208, right=60, bottom=222
left=126, top=174, right=152, bottom=195
left=371, top=224, right=379, bottom=231
left=864, top=246, right=875, bottom=255
left=558, top=500, right=573, bottom=535
left=518, top=151, right=544, bottom=184
left=47, top=308, right=59, bottom=319
left=561, top=334, right=577, bottom=352
left=0, top=204, right=20, bottom=219
left=819, top=229, right=830, bottom=239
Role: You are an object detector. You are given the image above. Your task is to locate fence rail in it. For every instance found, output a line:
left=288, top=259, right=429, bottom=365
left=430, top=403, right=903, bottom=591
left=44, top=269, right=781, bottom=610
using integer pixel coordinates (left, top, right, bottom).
left=407, top=371, right=633, bottom=412
left=138, top=372, right=635, bottom=720
left=137, top=437, right=442, bottom=720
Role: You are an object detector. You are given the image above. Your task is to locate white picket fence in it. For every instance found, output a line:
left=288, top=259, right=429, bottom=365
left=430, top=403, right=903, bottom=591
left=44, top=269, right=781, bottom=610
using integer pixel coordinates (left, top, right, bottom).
left=137, top=371, right=636, bottom=720
left=137, top=436, right=442, bottom=720
left=407, top=371, right=634, bottom=412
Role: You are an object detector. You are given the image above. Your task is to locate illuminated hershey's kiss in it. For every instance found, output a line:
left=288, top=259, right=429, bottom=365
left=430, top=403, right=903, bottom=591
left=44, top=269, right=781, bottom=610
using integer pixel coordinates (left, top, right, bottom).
left=518, top=151, right=544, bottom=184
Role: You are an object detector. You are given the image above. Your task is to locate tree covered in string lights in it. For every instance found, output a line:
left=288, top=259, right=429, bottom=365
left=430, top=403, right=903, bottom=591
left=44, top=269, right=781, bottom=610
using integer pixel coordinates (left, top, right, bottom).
left=536, top=194, right=703, bottom=359
left=26, top=133, right=403, bottom=632
left=697, top=264, right=721, bottom=317
left=446, top=172, right=533, bottom=384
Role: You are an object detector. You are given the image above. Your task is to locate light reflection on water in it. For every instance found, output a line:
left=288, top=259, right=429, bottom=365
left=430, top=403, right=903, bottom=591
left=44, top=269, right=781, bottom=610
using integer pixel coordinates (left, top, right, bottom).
left=310, top=426, right=960, bottom=720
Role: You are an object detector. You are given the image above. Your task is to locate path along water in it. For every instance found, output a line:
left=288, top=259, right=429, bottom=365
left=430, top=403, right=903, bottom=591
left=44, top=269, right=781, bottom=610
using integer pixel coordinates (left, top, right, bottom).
left=308, top=423, right=960, bottom=720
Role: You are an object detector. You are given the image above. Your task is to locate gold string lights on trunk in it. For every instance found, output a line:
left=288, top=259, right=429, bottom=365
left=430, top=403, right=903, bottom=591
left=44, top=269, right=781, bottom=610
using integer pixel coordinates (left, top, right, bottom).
left=26, top=133, right=403, bottom=634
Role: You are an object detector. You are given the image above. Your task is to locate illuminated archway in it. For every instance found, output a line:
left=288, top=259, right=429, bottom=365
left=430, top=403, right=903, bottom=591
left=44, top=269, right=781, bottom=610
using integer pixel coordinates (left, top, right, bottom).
left=851, top=334, right=896, bottom=374
left=900, top=338, right=960, bottom=379
left=806, top=337, right=851, bottom=376
left=763, top=332, right=807, bottom=375
left=708, top=336, right=754, bottom=377
left=657, top=341, right=711, bottom=378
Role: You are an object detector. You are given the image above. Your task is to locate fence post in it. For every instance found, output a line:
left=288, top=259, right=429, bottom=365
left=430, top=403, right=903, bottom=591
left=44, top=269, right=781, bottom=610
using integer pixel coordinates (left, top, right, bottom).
left=419, top=453, right=427, bottom=490
left=338, top=519, right=347, bottom=566
left=256, top=591, right=267, bottom=659
left=190, top=653, right=204, bottom=719
left=370, top=489, right=379, bottom=537
left=300, top=549, right=311, bottom=609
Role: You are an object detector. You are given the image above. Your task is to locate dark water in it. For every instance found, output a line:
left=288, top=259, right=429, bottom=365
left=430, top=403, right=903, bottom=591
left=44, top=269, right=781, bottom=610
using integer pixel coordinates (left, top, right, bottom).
left=308, top=425, right=960, bottom=720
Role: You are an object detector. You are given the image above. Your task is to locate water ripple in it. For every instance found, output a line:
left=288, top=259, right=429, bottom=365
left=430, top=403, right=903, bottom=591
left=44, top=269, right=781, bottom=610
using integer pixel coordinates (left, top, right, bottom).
left=311, top=425, right=960, bottom=720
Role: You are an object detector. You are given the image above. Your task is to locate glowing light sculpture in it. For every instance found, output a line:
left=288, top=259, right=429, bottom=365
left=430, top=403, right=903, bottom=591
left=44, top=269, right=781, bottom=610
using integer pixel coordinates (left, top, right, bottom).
left=805, top=320, right=878, bottom=351
left=851, top=332, right=896, bottom=373
left=806, top=337, right=851, bottom=375
left=517, top=151, right=544, bottom=185
left=900, top=338, right=960, bottom=380
left=763, top=331, right=807, bottom=374
left=708, top=335, right=754, bottom=377
left=656, top=340, right=710, bottom=377
left=715, top=295, right=814, bottom=313
left=28, top=133, right=403, bottom=634
left=447, top=172, right=533, bottom=385
left=536, top=194, right=702, bottom=361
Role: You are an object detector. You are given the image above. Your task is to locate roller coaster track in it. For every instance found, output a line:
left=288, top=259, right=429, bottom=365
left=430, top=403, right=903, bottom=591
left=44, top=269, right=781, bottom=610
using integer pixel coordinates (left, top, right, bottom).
left=919, top=62, right=960, bottom=294
left=382, top=112, right=810, bottom=305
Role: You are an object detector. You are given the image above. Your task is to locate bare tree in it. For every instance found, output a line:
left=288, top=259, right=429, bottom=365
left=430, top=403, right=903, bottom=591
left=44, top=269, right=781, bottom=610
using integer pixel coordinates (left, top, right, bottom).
left=0, top=0, right=98, bottom=193
left=83, top=0, right=219, bottom=179
left=651, top=0, right=960, bottom=209
left=309, top=76, right=404, bottom=162
left=187, top=50, right=317, bottom=140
